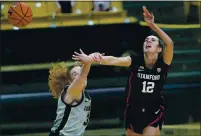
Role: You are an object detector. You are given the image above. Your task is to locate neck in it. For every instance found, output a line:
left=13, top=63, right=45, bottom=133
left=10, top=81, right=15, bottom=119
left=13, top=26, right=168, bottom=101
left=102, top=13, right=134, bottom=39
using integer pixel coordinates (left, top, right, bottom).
left=144, top=53, right=158, bottom=69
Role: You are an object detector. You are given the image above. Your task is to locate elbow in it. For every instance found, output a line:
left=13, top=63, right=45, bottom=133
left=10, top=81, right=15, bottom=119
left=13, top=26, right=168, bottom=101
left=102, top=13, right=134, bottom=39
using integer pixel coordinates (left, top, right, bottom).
left=166, top=40, right=174, bottom=48
left=169, top=40, right=174, bottom=47
left=75, top=76, right=85, bottom=85
left=77, top=75, right=87, bottom=86
left=170, top=40, right=174, bottom=47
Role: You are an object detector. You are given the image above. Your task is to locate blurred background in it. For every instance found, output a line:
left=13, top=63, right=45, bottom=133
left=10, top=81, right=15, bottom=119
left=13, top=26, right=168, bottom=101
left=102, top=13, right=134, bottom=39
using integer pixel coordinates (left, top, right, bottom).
left=0, top=1, right=200, bottom=136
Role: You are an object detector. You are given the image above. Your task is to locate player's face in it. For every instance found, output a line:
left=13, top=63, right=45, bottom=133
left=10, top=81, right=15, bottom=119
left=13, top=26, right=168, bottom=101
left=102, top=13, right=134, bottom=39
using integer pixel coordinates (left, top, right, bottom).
left=69, top=66, right=87, bottom=86
left=69, top=66, right=82, bottom=81
left=143, top=35, right=162, bottom=54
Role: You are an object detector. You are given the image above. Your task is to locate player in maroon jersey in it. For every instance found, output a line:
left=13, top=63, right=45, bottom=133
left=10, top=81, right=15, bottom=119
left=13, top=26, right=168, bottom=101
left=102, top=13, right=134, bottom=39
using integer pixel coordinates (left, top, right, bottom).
left=73, top=6, right=174, bottom=136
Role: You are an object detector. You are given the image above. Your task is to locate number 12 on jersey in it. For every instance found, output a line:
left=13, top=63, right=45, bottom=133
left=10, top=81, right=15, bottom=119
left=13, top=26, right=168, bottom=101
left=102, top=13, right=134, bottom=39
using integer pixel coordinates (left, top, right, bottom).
left=142, top=81, right=155, bottom=93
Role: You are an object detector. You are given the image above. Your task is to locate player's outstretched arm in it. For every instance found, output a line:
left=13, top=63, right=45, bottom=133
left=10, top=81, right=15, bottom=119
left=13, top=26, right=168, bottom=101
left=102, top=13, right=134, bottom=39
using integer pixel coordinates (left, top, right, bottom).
left=143, top=6, right=174, bottom=65
left=96, top=55, right=132, bottom=67
left=89, top=53, right=132, bottom=67
left=65, top=49, right=92, bottom=103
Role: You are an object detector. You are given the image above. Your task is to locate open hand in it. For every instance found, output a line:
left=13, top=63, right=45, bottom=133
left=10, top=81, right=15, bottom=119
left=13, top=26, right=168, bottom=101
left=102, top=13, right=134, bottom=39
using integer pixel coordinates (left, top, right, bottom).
left=143, top=6, right=155, bottom=27
left=72, top=49, right=92, bottom=64
left=89, top=52, right=105, bottom=63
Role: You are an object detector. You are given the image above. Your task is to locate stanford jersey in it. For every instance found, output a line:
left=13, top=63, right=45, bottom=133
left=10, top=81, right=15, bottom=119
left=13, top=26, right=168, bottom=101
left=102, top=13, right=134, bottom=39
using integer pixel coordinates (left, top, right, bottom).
left=124, top=54, right=169, bottom=134
left=125, top=54, right=169, bottom=107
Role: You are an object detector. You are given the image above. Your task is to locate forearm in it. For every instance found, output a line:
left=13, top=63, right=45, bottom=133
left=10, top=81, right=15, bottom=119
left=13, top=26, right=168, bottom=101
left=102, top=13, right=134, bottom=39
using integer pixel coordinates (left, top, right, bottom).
left=151, top=24, right=174, bottom=46
left=151, top=23, right=174, bottom=65
left=67, top=63, right=91, bottom=96
left=79, top=63, right=91, bottom=79
left=74, top=63, right=91, bottom=87
left=90, top=53, right=131, bottom=67
left=99, top=56, right=117, bottom=65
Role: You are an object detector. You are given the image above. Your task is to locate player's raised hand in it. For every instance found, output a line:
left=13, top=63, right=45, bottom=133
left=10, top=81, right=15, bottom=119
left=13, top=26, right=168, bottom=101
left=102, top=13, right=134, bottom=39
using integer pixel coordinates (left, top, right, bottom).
left=143, top=6, right=155, bottom=27
left=89, top=52, right=105, bottom=63
left=72, top=49, right=92, bottom=64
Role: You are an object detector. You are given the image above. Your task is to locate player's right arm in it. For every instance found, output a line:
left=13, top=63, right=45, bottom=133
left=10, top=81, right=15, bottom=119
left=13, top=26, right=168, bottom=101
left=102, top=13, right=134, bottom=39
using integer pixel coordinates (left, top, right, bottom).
left=99, top=56, right=132, bottom=67
left=90, top=53, right=132, bottom=67
left=65, top=63, right=91, bottom=104
left=63, top=49, right=92, bottom=105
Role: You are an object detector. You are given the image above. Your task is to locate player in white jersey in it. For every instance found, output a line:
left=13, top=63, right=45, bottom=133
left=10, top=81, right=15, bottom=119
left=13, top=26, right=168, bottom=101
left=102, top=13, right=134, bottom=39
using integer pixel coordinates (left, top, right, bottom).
left=48, top=49, right=94, bottom=136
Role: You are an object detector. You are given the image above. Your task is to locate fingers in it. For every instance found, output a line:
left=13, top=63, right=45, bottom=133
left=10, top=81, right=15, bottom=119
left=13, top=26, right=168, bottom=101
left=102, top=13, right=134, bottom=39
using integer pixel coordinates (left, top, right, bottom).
left=74, top=49, right=85, bottom=56
left=143, top=6, right=149, bottom=14
left=143, top=6, right=148, bottom=15
left=89, top=52, right=104, bottom=61
left=73, top=51, right=104, bottom=63
left=89, top=53, right=100, bottom=62
left=99, top=53, right=105, bottom=60
left=72, top=54, right=79, bottom=60
left=151, top=12, right=154, bottom=18
left=142, top=6, right=147, bottom=17
left=72, top=54, right=79, bottom=58
left=72, top=49, right=87, bottom=62
left=142, top=6, right=152, bottom=18
left=143, top=7, right=149, bottom=18
left=101, top=53, right=105, bottom=56
left=145, top=8, right=152, bottom=18
left=79, top=48, right=84, bottom=54
left=74, top=51, right=80, bottom=56
left=147, top=11, right=152, bottom=18
left=93, top=54, right=101, bottom=62
left=95, top=52, right=105, bottom=61
left=72, top=57, right=80, bottom=61
left=142, top=6, right=146, bottom=12
left=72, top=51, right=82, bottom=62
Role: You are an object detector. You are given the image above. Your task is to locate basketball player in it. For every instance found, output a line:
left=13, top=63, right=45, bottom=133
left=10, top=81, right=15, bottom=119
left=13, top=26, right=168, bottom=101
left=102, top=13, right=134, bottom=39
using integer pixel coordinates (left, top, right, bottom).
left=73, top=6, right=174, bottom=136
left=48, top=49, right=93, bottom=136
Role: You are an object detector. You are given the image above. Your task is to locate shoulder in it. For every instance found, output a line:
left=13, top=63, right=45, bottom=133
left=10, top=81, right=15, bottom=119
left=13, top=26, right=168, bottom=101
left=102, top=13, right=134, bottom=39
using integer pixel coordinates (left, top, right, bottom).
left=157, top=57, right=170, bottom=71
left=61, top=86, right=85, bottom=107
left=129, top=54, right=143, bottom=67
left=158, top=57, right=170, bottom=66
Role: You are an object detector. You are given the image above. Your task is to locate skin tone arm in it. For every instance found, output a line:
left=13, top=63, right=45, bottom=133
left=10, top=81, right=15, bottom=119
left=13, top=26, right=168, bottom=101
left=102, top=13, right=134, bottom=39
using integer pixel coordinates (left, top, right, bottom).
left=90, top=6, right=174, bottom=66
left=143, top=6, right=174, bottom=65
left=65, top=49, right=92, bottom=104
left=94, top=55, right=132, bottom=67
left=88, top=52, right=131, bottom=67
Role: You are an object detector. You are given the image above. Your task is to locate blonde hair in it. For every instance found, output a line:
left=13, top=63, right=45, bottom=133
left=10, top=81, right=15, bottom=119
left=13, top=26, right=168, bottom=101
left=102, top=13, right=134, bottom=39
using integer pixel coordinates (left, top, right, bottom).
left=48, top=61, right=82, bottom=99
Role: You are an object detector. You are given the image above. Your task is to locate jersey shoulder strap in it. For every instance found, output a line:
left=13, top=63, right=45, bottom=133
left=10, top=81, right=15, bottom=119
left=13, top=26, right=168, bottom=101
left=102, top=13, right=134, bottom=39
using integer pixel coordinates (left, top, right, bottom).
left=61, top=85, right=84, bottom=107
left=129, top=54, right=142, bottom=68
left=158, top=57, right=170, bottom=71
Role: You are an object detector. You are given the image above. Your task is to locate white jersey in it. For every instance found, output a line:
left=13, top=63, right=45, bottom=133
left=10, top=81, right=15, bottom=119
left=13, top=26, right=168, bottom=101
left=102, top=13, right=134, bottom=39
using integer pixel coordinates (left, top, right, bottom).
left=50, top=86, right=91, bottom=136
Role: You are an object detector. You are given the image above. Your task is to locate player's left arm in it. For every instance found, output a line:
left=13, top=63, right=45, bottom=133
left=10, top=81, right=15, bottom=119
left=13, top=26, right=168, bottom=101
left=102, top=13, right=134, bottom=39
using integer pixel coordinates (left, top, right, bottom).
left=151, top=24, right=174, bottom=65
left=143, top=6, right=174, bottom=65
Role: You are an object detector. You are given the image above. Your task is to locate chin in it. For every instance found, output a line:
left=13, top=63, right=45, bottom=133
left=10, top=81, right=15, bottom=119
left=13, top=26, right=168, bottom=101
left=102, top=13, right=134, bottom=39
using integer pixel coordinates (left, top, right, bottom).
left=143, top=49, right=149, bottom=53
left=144, top=50, right=155, bottom=54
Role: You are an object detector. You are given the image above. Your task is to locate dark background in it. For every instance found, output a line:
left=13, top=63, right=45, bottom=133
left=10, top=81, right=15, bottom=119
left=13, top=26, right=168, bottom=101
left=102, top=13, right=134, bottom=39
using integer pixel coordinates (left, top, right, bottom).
left=0, top=1, right=200, bottom=135
left=0, top=23, right=200, bottom=135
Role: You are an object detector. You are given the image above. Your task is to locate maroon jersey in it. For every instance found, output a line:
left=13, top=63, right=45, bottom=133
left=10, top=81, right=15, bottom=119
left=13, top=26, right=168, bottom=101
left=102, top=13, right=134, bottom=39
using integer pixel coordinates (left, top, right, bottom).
left=125, top=55, right=169, bottom=109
